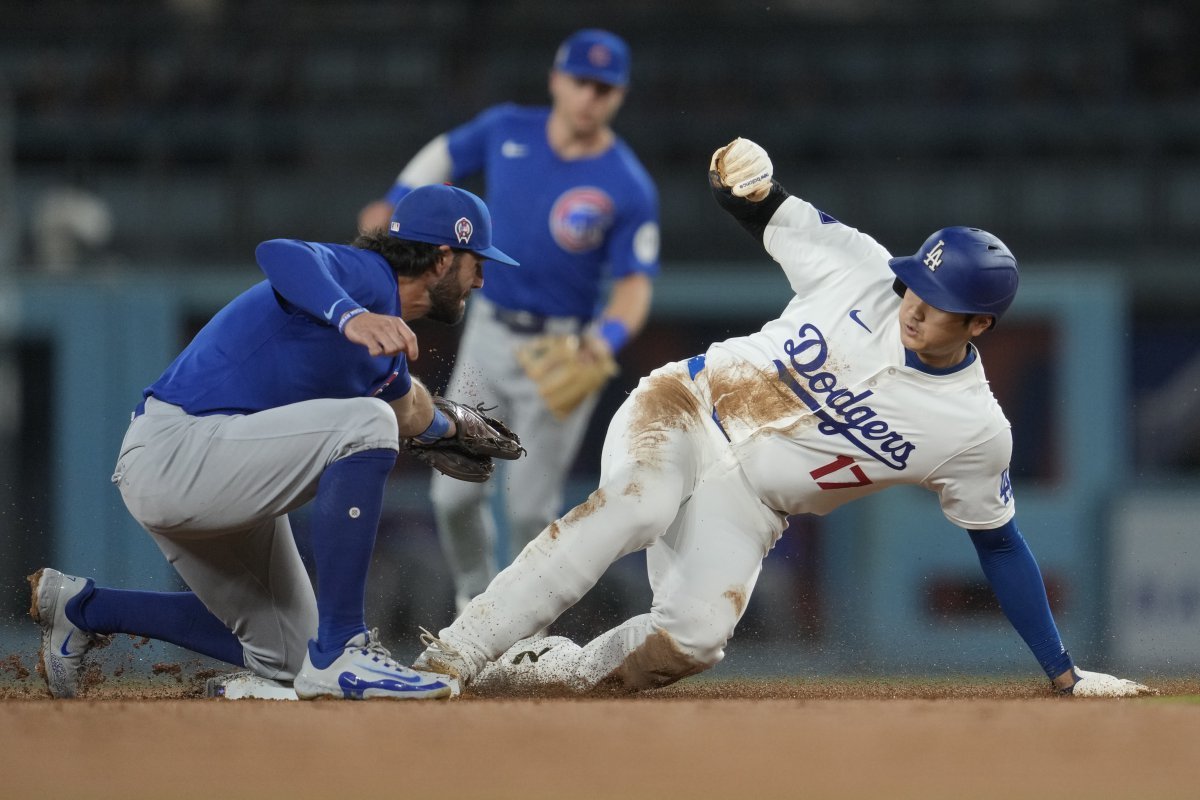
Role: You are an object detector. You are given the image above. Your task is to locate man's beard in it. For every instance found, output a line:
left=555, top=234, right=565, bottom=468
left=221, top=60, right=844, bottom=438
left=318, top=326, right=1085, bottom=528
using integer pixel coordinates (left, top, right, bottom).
left=425, top=255, right=468, bottom=325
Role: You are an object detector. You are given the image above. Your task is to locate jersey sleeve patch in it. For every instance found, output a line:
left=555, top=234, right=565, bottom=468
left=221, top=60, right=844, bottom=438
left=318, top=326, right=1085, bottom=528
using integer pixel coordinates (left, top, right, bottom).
left=633, top=221, right=660, bottom=266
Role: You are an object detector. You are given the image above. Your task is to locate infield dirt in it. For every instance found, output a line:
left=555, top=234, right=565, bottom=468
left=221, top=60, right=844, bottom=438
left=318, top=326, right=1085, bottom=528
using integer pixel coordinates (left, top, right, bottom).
left=3, top=669, right=1198, bottom=799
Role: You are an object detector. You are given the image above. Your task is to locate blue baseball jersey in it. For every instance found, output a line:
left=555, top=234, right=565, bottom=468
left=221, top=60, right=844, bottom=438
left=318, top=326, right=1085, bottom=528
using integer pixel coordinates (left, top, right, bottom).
left=446, top=104, right=660, bottom=318
left=144, top=240, right=412, bottom=416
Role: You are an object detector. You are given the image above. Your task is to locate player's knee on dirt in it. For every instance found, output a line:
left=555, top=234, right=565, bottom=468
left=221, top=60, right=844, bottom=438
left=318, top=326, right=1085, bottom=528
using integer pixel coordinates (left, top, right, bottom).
left=652, top=596, right=736, bottom=671
left=606, top=624, right=713, bottom=692
left=236, top=607, right=314, bottom=682
left=242, top=642, right=305, bottom=682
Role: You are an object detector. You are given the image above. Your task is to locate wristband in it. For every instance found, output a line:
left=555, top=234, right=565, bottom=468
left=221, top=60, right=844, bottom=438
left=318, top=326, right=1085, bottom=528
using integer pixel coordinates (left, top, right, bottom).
left=597, top=318, right=630, bottom=354
left=412, top=408, right=451, bottom=444
left=337, top=307, right=368, bottom=334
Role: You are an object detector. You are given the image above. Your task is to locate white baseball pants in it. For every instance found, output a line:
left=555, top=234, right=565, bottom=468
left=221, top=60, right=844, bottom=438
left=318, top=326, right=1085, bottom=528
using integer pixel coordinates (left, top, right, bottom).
left=441, top=360, right=787, bottom=691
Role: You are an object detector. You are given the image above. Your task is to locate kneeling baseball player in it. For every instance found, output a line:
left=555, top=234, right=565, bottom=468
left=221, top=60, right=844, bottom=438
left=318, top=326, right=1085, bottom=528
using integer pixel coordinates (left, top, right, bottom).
left=29, top=184, right=523, bottom=700
left=413, top=139, right=1152, bottom=699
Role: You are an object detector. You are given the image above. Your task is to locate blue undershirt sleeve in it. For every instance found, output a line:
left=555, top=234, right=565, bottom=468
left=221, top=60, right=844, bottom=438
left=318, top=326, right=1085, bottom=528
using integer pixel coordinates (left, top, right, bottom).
left=255, top=239, right=363, bottom=327
left=969, top=519, right=1075, bottom=680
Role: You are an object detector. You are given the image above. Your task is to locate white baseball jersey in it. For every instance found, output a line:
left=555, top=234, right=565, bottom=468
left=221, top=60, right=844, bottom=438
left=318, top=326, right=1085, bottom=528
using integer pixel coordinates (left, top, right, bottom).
left=700, top=196, right=1016, bottom=529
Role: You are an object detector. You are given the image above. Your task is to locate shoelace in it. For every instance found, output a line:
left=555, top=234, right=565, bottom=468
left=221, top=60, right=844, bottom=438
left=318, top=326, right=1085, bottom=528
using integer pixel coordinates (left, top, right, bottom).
left=418, top=626, right=462, bottom=659
left=357, top=628, right=401, bottom=669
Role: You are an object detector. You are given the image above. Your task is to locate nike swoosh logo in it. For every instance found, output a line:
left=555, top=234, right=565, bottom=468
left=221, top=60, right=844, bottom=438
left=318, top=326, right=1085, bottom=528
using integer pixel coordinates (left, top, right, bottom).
left=849, top=309, right=872, bottom=333
left=356, top=663, right=425, bottom=683
left=337, top=672, right=448, bottom=698
left=323, top=301, right=341, bottom=321
left=60, top=629, right=73, bottom=656
left=500, top=140, right=528, bottom=158
left=513, top=647, right=551, bottom=665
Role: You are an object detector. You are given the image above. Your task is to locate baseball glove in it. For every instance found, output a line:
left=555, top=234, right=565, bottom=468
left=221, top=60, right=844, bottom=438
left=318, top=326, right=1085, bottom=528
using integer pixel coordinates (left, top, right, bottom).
left=406, top=397, right=524, bottom=482
left=517, top=333, right=618, bottom=420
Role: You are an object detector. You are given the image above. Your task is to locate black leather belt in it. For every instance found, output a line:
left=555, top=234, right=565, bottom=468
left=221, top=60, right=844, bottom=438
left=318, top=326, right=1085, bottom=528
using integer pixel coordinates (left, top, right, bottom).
left=492, top=305, right=585, bottom=335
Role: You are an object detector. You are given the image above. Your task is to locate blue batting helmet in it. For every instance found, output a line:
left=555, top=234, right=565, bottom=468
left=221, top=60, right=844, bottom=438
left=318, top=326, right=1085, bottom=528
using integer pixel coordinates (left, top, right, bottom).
left=888, top=227, right=1019, bottom=322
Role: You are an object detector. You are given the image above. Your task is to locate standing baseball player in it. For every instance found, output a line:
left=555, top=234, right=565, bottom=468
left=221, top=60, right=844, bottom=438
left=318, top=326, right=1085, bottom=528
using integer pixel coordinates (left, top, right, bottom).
left=28, top=184, right=523, bottom=700
left=412, top=138, right=1153, bottom=698
left=357, top=29, right=660, bottom=613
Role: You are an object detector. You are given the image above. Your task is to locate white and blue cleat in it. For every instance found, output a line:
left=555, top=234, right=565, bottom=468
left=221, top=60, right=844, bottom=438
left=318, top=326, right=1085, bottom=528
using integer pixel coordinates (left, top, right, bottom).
left=293, top=629, right=454, bottom=700
left=28, top=567, right=106, bottom=699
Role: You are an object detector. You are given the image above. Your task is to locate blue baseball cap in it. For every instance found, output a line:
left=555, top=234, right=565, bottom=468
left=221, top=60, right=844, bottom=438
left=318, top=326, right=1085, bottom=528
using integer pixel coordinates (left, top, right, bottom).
left=553, top=29, right=630, bottom=87
left=388, top=184, right=518, bottom=266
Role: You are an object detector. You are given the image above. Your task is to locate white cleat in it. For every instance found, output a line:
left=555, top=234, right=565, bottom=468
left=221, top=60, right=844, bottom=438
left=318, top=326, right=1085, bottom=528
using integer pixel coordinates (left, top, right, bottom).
left=293, top=629, right=453, bottom=700
left=473, top=635, right=584, bottom=695
left=413, top=627, right=483, bottom=697
left=28, top=567, right=106, bottom=699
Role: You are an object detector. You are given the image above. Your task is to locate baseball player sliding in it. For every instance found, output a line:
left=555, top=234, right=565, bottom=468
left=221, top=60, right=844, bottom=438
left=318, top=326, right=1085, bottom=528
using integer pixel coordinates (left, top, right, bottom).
left=413, top=138, right=1153, bottom=698
left=357, top=29, right=660, bottom=614
left=28, top=184, right=522, bottom=700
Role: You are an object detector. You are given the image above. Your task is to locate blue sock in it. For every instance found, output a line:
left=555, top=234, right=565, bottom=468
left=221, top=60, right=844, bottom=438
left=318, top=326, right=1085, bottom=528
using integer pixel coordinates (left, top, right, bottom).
left=308, top=448, right=396, bottom=669
left=67, top=583, right=245, bottom=667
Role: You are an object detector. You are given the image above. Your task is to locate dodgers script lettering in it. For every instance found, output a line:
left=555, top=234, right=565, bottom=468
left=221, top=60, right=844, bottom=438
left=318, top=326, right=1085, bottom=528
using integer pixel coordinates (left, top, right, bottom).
left=774, top=323, right=915, bottom=470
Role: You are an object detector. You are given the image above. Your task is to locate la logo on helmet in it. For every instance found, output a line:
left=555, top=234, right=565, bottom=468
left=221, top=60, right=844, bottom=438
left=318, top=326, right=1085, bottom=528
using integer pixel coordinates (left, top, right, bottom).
left=923, top=239, right=946, bottom=271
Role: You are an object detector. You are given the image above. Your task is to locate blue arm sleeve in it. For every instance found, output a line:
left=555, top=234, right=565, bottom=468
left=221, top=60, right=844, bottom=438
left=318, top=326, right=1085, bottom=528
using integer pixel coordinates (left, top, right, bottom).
left=254, top=239, right=363, bottom=327
left=969, top=519, right=1075, bottom=679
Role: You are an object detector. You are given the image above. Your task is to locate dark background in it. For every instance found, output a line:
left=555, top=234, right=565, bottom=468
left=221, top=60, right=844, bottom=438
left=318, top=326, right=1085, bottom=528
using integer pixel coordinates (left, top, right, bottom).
left=6, top=0, right=1199, bottom=459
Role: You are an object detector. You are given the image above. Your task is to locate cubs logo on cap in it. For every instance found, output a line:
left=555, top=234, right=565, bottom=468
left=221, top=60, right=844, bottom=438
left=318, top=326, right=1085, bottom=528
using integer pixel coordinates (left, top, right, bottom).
left=387, top=185, right=518, bottom=266
left=553, top=29, right=631, bottom=87
left=587, top=43, right=612, bottom=69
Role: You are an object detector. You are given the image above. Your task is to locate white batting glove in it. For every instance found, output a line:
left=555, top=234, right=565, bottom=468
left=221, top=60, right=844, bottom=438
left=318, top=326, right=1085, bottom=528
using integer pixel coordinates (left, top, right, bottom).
left=710, top=137, right=773, bottom=202
left=1061, top=668, right=1155, bottom=697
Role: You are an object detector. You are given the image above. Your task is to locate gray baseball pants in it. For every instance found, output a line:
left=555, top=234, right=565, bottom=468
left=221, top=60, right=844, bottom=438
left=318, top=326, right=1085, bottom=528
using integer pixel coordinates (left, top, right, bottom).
left=112, top=395, right=398, bottom=679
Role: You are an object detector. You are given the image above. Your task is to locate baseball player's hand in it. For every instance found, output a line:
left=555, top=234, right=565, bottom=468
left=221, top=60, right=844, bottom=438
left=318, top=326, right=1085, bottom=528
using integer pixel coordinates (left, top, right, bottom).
left=1057, top=668, right=1156, bottom=698
left=357, top=200, right=395, bottom=235
left=342, top=311, right=419, bottom=359
left=710, top=137, right=773, bottom=201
